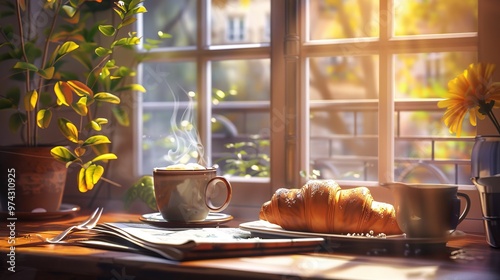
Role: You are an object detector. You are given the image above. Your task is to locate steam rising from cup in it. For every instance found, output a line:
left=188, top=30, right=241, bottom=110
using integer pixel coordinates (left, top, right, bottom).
left=164, top=85, right=207, bottom=170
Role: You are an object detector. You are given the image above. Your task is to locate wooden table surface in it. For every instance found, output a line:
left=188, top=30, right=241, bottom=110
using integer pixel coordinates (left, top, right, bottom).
left=1, top=209, right=500, bottom=280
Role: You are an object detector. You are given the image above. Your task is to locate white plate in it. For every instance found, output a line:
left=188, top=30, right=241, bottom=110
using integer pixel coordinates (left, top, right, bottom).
left=140, top=212, right=233, bottom=228
left=239, top=220, right=466, bottom=245
left=0, top=203, right=80, bottom=220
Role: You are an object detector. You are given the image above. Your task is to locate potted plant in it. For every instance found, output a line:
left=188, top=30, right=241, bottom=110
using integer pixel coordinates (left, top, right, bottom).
left=0, top=0, right=156, bottom=212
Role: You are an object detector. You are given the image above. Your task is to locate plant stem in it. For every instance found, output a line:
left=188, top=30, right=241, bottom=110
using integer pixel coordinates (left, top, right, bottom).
left=34, top=0, right=63, bottom=145
left=487, top=110, right=500, bottom=135
left=15, top=0, right=31, bottom=146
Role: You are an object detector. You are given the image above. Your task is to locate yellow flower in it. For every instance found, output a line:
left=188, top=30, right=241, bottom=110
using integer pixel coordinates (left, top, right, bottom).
left=438, top=63, right=500, bottom=136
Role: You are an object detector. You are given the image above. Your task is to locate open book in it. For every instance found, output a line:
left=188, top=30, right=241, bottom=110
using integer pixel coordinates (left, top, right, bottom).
left=82, top=223, right=325, bottom=261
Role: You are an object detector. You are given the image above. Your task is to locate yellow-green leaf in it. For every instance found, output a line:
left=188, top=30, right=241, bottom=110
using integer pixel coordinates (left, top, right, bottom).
left=90, top=120, right=102, bottom=131
left=92, top=153, right=117, bottom=163
left=54, top=81, right=72, bottom=106
left=78, top=168, right=89, bottom=192
left=95, top=47, right=112, bottom=57
left=112, top=106, right=129, bottom=126
left=117, top=17, right=136, bottom=29
left=67, top=80, right=93, bottom=96
left=61, top=5, right=77, bottom=18
left=98, top=25, right=116, bottom=36
left=36, top=109, right=52, bottom=128
left=57, top=118, right=79, bottom=143
left=94, top=92, right=120, bottom=104
left=133, top=5, right=147, bottom=14
left=37, top=66, right=55, bottom=79
left=13, top=61, right=38, bottom=72
left=113, top=7, right=125, bottom=19
left=84, top=164, right=104, bottom=191
left=82, top=135, right=111, bottom=146
left=50, top=146, right=77, bottom=163
left=58, top=41, right=79, bottom=56
left=71, top=96, right=88, bottom=116
left=24, top=90, right=38, bottom=111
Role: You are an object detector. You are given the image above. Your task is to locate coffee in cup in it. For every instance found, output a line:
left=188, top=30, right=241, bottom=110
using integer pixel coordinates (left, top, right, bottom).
left=153, top=164, right=232, bottom=222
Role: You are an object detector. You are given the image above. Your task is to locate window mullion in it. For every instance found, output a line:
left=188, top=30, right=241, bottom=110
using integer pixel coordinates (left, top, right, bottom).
left=197, top=0, right=212, bottom=166
left=378, top=0, right=395, bottom=183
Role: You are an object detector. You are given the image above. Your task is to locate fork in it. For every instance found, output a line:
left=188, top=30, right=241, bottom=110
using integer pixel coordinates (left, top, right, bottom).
left=44, top=207, right=103, bottom=243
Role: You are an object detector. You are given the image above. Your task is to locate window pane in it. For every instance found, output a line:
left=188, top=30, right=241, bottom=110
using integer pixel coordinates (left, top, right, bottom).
left=141, top=62, right=198, bottom=173
left=211, top=0, right=270, bottom=45
left=142, top=0, right=197, bottom=48
left=308, top=0, right=379, bottom=40
left=211, top=59, right=271, bottom=177
left=309, top=56, right=379, bottom=181
left=394, top=0, right=478, bottom=36
left=394, top=51, right=477, bottom=184
left=395, top=52, right=477, bottom=99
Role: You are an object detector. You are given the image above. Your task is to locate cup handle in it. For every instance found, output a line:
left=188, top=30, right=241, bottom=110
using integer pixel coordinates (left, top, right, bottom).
left=457, top=192, right=471, bottom=224
left=205, top=177, right=232, bottom=212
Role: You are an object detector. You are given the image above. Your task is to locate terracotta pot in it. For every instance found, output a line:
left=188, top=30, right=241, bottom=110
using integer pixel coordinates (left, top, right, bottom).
left=0, top=146, right=66, bottom=212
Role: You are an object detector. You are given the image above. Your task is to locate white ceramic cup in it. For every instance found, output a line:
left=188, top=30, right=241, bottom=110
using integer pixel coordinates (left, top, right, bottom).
left=153, top=167, right=232, bottom=222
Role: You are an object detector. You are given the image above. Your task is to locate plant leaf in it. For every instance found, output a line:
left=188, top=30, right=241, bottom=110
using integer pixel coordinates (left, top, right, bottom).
left=98, top=25, right=116, bottom=36
left=54, top=81, right=73, bottom=106
left=0, top=98, right=13, bottom=109
left=112, top=105, right=129, bottom=126
left=71, top=96, right=89, bottom=116
left=116, top=83, right=146, bottom=93
left=36, top=109, right=52, bottom=128
left=82, top=135, right=111, bottom=146
left=8, top=112, right=26, bottom=132
left=94, top=92, right=120, bottom=104
left=82, top=164, right=104, bottom=191
left=58, top=41, right=79, bottom=56
left=117, top=17, right=136, bottom=29
left=57, top=118, right=79, bottom=143
left=61, top=4, right=77, bottom=18
left=78, top=167, right=89, bottom=192
left=13, top=61, right=38, bottom=72
left=92, top=153, right=117, bottom=163
left=50, top=146, right=77, bottom=163
left=37, top=66, right=55, bottom=79
left=67, top=80, right=93, bottom=96
left=24, top=90, right=38, bottom=111
left=95, top=47, right=112, bottom=57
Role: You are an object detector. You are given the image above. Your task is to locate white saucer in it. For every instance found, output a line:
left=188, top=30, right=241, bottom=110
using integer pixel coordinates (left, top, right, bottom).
left=139, top=212, right=233, bottom=228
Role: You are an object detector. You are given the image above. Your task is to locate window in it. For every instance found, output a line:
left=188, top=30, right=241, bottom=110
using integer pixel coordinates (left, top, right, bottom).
left=226, top=16, right=245, bottom=42
left=138, top=0, right=272, bottom=184
left=305, top=0, right=478, bottom=185
left=136, top=0, right=479, bottom=217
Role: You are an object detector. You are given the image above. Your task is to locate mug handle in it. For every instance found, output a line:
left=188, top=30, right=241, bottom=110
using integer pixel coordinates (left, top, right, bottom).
left=457, top=192, right=471, bottom=224
left=205, top=177, right=232, bottom=212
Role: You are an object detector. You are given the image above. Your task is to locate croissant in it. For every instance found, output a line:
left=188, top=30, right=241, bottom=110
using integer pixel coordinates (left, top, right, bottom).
left=259, top=180, right=402, bottom=235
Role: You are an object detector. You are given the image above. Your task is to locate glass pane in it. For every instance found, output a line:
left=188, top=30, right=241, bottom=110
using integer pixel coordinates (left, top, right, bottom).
left=142, top=62, right=196, bottom=102
left=395, top=52, right=477, bottom=100
left=211, top=59, right=271, bottom=177
left=308, top=0, right=379, bottom=40
left=211, top=0, right=270, bottom=45
left=141, top=0, right=197, bottom=48
left=394, top=0, right=478, bottom=36
left=309, top=56, right=379, bottom=181
left=141, top=61, right=198, bottom=172
left=310, top=56, right=379, bottom=100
